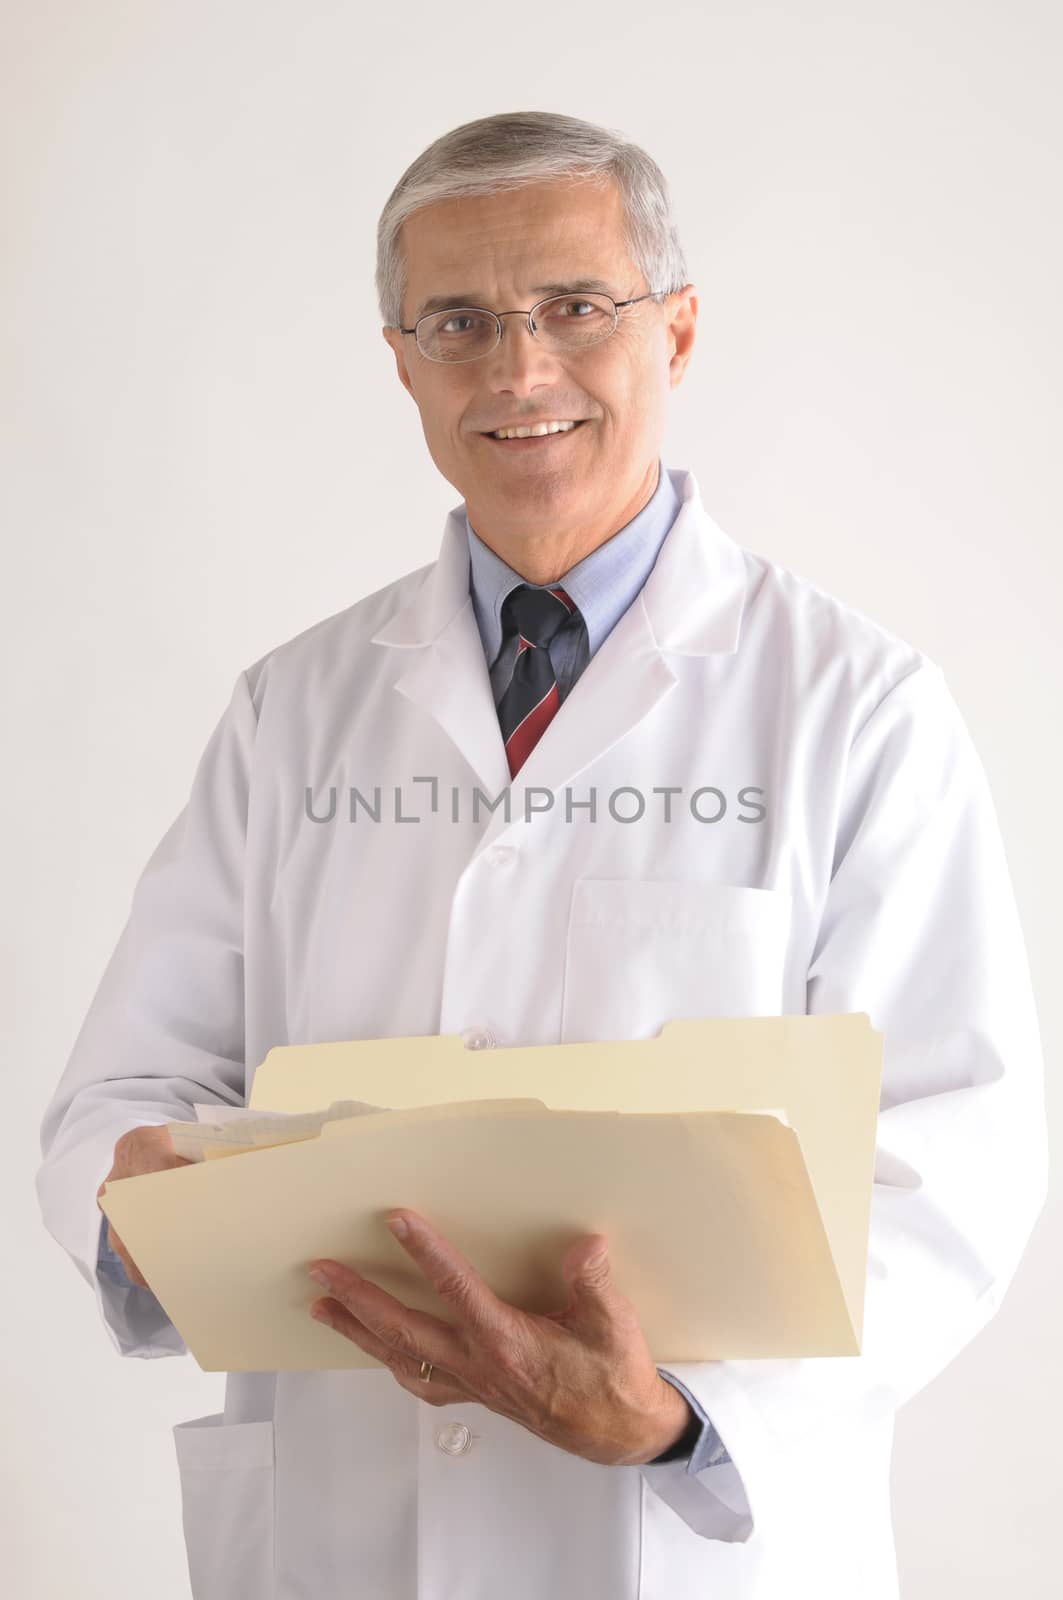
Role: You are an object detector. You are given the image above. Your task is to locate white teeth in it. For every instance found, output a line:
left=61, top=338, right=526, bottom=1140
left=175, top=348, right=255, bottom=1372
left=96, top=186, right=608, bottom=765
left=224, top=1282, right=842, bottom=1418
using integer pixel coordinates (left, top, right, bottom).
left=491, top=420, right=580, bottom=439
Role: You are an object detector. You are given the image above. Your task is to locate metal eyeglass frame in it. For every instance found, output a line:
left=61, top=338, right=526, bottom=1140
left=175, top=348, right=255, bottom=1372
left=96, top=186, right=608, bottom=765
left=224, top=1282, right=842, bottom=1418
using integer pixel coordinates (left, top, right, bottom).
left=397, top=289, right=671, bottom=363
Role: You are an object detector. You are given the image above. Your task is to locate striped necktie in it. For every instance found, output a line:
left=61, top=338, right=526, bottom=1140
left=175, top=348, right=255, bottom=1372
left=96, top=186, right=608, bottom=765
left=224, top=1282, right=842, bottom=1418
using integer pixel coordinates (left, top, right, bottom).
left=495, top=583, right=582, bottom=778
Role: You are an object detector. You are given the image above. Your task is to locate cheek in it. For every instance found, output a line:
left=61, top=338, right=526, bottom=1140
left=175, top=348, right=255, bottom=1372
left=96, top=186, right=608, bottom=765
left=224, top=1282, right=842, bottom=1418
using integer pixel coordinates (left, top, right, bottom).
left=409, top=377, right=462, bottom=441
left=586, top=354, right=647, bottom=425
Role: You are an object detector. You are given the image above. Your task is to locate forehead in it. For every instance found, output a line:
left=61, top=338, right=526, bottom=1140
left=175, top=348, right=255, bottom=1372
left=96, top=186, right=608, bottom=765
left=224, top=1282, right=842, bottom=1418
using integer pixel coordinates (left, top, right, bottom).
left=399, top=177, right=635, bottom=319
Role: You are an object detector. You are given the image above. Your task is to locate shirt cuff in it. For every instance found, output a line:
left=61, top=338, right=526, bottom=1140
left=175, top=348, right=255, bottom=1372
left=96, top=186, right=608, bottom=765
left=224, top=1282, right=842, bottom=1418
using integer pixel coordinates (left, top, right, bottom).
left=96, top=1209, right=135, bottom=1286
left=651, top=1368, right=733, bottom=1472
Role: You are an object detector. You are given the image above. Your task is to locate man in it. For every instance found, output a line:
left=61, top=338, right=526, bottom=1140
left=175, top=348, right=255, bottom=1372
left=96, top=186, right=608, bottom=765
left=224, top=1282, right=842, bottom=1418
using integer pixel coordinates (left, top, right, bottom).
left=37, top=111, right=1047, bottom=1600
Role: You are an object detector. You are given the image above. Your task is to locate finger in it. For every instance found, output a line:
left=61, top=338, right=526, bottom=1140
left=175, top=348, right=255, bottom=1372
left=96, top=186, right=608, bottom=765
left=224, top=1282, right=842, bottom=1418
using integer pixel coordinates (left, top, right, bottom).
left=309, top=1261, right=468, bottom=1376
left=384, top=1212, right=509, bottom=1342
left=309, top=1297, right=471, bottom=1404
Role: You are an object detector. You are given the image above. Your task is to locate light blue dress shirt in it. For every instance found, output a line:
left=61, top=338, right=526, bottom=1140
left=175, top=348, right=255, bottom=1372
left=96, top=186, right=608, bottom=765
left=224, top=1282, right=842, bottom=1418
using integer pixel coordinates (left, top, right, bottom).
left=98, top=455, right=732, bottom=1474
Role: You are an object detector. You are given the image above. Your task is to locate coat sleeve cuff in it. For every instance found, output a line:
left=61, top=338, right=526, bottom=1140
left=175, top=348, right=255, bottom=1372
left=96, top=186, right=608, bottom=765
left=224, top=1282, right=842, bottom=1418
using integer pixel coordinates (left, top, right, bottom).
left=90, top=1134, right=188, bottom=1359
left=37, top=1111, right=189, bottom=1360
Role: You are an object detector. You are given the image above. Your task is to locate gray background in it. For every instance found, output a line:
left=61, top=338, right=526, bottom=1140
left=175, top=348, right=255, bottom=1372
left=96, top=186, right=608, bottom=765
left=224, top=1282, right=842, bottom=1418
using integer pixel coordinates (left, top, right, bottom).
left=4, top=1, right=1060, bottom=1593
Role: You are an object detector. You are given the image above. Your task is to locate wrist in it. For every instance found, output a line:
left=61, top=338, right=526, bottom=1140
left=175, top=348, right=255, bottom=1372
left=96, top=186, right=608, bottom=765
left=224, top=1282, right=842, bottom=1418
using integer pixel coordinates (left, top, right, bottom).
left=633, top=1377, right=698, bottom=1465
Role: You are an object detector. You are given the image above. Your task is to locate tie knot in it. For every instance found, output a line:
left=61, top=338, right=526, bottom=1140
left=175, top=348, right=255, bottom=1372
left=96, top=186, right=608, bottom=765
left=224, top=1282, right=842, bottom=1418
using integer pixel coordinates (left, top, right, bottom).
left=501, top=583, right=580, bottom=649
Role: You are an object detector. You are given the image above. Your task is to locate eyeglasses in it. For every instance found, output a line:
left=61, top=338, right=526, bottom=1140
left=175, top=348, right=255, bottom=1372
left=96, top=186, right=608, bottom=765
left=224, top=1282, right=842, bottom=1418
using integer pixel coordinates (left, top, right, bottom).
left=398, top=290, right=670, bottom=364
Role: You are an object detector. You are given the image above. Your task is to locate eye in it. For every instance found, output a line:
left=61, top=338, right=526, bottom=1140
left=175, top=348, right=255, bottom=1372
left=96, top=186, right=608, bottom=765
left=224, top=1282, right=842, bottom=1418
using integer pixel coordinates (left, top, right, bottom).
left=440, top=314, right=476, bottom=334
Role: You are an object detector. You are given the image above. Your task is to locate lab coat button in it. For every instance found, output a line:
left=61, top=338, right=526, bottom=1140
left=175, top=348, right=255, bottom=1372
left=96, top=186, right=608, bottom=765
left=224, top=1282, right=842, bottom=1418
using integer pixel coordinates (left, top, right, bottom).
left=435, top=1422, right=473, bottom=1455
left=461, top=1026, right=499, bottom=1050
left=487, top=845, right=517, bottom=867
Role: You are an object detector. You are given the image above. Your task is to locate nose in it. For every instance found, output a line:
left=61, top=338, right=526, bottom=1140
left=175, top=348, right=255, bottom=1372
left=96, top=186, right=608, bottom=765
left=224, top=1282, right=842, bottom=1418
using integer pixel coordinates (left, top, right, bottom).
left=483, top=312, right=565, bottom=397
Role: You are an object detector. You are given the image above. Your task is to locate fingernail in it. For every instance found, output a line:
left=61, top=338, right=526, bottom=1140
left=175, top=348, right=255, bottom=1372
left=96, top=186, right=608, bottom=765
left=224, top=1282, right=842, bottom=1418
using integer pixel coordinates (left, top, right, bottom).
left=309, top=1267, right=331, bottom=1287
left=387, top=1215, right=409, bottom=1240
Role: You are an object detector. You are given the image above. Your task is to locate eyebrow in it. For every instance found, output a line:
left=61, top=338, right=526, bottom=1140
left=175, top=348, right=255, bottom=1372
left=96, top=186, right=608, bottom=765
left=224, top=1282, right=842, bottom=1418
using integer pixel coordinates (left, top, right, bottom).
left=413, top=278, right=619, bottom=321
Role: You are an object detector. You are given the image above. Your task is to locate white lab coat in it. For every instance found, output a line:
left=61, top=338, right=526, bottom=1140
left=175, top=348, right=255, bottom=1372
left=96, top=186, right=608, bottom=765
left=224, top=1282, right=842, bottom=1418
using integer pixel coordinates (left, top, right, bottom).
left=37, top=466, right=1047, bottom=1600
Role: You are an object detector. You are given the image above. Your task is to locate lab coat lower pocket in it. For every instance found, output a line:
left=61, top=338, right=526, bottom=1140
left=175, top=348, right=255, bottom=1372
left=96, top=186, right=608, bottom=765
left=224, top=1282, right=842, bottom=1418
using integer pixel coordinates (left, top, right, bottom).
left=560, top=878, right=792, bottom=1043
left=173, top=1412, right=276, bottom=1600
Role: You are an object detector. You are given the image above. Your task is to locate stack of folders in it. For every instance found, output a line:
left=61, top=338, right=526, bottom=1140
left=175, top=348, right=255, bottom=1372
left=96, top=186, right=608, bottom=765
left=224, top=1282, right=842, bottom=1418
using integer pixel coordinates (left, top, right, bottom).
left=97, top=1013, right=883, bottom=1373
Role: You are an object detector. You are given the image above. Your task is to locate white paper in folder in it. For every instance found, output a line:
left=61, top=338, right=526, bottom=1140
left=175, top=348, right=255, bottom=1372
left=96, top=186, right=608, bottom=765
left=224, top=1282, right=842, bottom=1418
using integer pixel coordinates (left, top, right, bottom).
left=169, top=1101, right=387, bottom=1162
left=97, top=1013, right=883, bottom=1373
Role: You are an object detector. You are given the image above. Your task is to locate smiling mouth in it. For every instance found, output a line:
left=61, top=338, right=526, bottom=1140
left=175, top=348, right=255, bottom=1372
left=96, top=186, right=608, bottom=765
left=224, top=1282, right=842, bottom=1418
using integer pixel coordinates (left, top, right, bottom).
left=480, top=419, right=591, bottom=442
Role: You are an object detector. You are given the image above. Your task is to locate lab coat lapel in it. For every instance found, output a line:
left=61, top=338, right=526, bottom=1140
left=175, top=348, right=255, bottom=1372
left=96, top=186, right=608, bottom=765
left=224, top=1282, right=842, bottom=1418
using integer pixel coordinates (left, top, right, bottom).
left=370, top=510, right=511, bottom=798
left=501, top=476, right=747, bottom=850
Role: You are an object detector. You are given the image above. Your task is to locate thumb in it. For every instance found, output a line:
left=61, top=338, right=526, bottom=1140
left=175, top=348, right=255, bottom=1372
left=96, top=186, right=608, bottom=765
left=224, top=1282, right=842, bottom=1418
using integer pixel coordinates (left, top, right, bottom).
left=562, top=1234, right=613, bottom=1307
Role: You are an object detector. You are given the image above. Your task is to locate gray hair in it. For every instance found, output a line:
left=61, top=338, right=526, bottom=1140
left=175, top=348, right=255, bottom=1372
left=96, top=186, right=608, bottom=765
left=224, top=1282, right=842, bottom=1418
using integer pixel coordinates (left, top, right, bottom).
left=375, top=110, right=688, bottom=330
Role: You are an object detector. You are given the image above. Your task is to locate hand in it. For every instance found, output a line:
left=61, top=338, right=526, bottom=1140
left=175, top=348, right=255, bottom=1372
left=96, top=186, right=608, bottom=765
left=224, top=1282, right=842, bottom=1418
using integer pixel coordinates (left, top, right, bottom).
left=96, top=1126, right=193, bottom=1287
left=306, top=1209, right=694, bottom=1467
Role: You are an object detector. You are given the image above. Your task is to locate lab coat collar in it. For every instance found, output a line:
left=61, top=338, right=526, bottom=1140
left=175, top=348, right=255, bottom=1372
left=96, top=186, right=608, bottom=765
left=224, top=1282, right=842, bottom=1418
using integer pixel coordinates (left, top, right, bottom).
left=370, top=466, right=747, bottom=657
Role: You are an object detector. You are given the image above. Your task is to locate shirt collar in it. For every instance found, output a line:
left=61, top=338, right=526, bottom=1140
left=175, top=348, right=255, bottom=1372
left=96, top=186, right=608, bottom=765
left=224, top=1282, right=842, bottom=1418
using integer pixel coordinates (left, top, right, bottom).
left=465, top=456, right=681, bottom=664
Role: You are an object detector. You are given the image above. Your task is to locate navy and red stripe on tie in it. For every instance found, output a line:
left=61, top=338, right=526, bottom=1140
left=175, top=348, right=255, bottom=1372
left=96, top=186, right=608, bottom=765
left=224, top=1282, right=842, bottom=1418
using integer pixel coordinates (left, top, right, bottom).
left=495, top=584, right=582, bottom=778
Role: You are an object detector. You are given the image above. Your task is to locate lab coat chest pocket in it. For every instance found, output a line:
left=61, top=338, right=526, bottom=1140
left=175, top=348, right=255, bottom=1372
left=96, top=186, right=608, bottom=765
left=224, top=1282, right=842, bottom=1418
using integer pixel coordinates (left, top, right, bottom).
left=560, top=878, right=792, bottom=1043
left=173, top=1413, right=276, bottom=1599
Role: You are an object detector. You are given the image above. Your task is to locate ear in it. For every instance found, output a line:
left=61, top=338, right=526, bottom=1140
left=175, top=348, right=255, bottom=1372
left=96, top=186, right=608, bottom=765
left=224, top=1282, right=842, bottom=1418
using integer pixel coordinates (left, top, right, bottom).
left=666, top=285, right=698, bottom=388
left=381, top=325, right=416, bottom=400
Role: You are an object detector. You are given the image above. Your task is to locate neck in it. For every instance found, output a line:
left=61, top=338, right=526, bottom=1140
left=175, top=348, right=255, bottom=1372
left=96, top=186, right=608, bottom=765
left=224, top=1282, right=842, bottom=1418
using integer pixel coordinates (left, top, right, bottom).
left=469, top=459, right=661, bottom=584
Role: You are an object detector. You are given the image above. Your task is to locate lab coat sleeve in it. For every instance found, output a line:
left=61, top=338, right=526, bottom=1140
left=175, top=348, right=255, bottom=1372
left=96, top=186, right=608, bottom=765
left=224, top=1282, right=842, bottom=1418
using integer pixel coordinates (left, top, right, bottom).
left=639, top=660, right=1048, bottom=1542
left=35, top=668, right=258, bottom=1359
